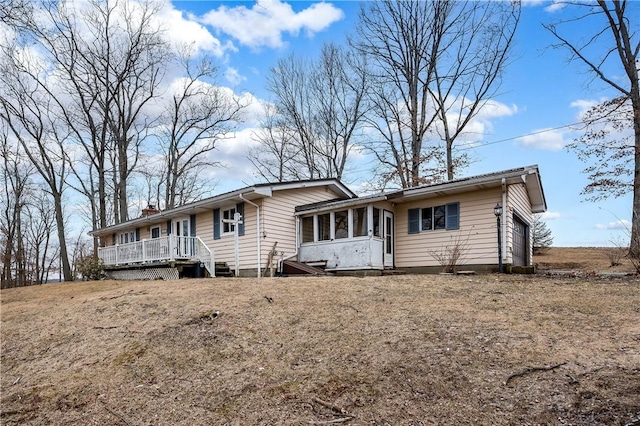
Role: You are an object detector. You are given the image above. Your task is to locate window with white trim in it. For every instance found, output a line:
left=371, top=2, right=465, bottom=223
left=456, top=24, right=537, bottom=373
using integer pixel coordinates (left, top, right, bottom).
left=222, top=207, right=236, bottom=234
left=302, top=216, right=314, bottom=243
left=408, top=202, right=460, bottom=234
left=353, top=207, right=368, bottom=237
left=300, top=206, right=384, bottom=243
left=372, top=208, right=381, bottom=237
left=334, top=210, right=348, bottom=239
left=118, top=230, right=136, bottom=244
left=318, top=213, right=331, bottom=241
left=151, top=226, right=161, bottom=239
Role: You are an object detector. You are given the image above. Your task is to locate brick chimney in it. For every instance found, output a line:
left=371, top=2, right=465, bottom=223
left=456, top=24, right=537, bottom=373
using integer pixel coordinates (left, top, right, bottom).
left=141, top=203, right=159, bottom=217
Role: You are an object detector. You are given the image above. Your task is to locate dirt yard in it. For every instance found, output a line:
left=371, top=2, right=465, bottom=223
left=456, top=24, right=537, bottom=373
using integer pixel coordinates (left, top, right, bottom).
left=1, top=248, right=639, bottom=425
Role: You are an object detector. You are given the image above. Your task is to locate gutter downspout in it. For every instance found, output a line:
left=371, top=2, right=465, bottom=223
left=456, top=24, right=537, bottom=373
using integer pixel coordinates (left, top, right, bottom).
left=283, top=216, right=300, bottom=262
left=239, top=194, right=261, bottom=279
left=501, top=178, right=507, bottom=267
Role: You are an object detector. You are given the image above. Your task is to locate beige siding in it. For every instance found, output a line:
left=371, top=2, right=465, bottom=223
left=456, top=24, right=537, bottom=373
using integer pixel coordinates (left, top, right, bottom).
left=195, top=203, right=257, bottom=272
left=395, top=188, right=503, bottom=268
left=262, top=187, right=345, bottom=267
left=506, top=182, right=533, bottom=264
left=196, top=186, right=344, bottom=273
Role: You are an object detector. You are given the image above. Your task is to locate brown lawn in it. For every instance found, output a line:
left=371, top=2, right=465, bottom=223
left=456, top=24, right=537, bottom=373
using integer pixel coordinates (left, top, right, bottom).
left=1, top=248, right=639, bottom=425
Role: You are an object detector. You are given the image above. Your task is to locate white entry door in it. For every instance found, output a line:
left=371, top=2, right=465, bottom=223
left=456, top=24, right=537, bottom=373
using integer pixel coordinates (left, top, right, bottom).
left=173, top=218, right=190, bottom=257
left=383, top=211, right=394, bottom=268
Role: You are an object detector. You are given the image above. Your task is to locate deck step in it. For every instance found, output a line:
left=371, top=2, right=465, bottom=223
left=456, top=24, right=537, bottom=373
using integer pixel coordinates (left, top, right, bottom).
left=283, top=260, right=333, bottom=276
left=214, top=262, right=234, bottom=277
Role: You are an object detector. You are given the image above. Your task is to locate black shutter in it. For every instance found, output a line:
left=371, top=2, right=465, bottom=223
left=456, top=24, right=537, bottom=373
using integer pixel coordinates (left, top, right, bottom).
left=135, top=227, right=140, bottom=241
left=166, top=220, right=172, bottom=235
left=408, top=208, right=420, bottom=234
left=236, top=202, right=245, bottom=236
left=213, top=208, right=221, bottom=240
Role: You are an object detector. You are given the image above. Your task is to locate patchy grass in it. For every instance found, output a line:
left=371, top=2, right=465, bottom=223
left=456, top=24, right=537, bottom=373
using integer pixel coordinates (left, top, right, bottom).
left=534, top=247, right=636, bottom=274
left=1, top=249, right=639, bottom=425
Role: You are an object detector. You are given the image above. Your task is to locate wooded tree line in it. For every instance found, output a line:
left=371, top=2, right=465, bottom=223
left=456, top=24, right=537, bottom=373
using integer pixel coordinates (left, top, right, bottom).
left=0, top=0, right=637, bottom=287
left=0, top=0, right=245, bottom=286
left=250, top=0, right=521, bottom=188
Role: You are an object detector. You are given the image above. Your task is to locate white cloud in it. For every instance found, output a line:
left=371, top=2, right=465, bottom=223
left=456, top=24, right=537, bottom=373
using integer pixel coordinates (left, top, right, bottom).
left=544, top=2, right=567, bottom=13
left=224, top=67, right=246, bottom=87
left=540, top=211, right=562, bottom=220
left=521, top=0, right=547, bottom=6
left=432, top=99, right=518, bottom=148
left=207, top=127, right=263, bottom=189
left=570, top=98, right=609, bottom=121
left=594, top=219, right=631, bottom=231
left=200, top=0, right=344, bottom=49
left=517, top=128, right=569, bottom=151
left=158, top=4, right=232, bottom=57
left=475, top=100, right=518, bottom=121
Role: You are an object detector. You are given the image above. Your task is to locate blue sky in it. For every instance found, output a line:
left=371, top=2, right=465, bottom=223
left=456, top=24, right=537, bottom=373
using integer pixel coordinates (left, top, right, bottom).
left=157, top=0, right=637, bottom=247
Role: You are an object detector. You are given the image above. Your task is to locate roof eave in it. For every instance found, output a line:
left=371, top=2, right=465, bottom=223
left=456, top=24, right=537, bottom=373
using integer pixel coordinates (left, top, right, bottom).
left=88, top=178, right=355, bottom=237
left=88, top=187, right=263, bottom=237
left=295, top=195, right=389, bottom=216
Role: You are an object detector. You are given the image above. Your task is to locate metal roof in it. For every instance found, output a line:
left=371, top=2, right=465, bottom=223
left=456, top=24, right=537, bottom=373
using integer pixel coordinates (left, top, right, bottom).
left=89, top=179, right=355, bottom=236
left=392, top=165, right=546, bottom=213
left=90, top=166, right=547, bottom=236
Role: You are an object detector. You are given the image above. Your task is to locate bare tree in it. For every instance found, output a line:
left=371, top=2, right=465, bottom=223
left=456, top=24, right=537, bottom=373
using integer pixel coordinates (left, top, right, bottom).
left=23, top=189, right=58, bottom=284
left=0, top=125, right=32, bottom=288
left=353, top=0, right=520, bottom=187
left=568, top=97, right=634, bottom=199
left=152, top=46, right=246, bottom=209
left=545, top=0, right=639, bottom=254
left=309, top=43, right=369, bottom=180
left=249, top=103, right=302, bottom=182
left=0, top=51, right=74, bottom=282
left=2, top=0, right=172, bottom=260
left=353, top=0, right=445, bottom=188
left=10, top=0, right=169, bottom=227
left=98, top=0, right=170, bottom=223
left=254, top=42, right=369, bottom=181
left=430, top=1, right=520, bottom=180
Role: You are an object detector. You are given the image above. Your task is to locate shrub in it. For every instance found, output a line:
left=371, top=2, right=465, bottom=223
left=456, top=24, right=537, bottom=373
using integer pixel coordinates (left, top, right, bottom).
left=429, top=231, right=470, bottom=273
left=74, top=256, right=104, bottom=281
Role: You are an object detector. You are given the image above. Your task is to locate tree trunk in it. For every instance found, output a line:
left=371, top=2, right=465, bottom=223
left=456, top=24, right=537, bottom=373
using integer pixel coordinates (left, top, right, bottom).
left=53, top=192, right=73, bottom=281
left=631, top=94, right=640, bottom=256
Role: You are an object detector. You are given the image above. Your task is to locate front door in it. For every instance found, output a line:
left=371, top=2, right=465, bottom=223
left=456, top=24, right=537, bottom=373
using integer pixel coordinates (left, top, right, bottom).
left=173, top=218, right=190, bottom=257
left=383, top=211, right=394, bottom=268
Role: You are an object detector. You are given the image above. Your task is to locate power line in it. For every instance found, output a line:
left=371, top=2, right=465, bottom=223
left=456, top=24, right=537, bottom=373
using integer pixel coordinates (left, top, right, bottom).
left=456, top=120, right=588, bottom=151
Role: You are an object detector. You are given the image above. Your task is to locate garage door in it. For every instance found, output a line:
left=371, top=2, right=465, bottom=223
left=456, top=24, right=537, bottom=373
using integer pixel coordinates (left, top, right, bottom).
left=512, top=216, right=528, bottom=267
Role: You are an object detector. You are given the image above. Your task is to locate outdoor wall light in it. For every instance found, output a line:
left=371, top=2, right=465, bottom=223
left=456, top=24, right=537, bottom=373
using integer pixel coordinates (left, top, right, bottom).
left=494, top=203, right=503, bottom=273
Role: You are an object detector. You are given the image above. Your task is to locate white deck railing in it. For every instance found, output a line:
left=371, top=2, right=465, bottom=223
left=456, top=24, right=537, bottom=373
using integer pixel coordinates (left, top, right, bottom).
left=98, top=235, right=215, bottom=277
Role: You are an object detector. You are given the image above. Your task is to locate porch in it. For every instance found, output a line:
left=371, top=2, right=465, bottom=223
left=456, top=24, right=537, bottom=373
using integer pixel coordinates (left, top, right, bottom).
left=298, top=237, right=386, bottom=271
left=97, top=235, right=215, bottom=277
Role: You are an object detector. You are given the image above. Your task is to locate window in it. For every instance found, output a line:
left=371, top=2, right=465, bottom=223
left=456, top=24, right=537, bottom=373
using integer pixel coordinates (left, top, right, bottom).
left=421, top=206, right=446, bottom=230
left=302, top=216, right=314, bottom=243
left=409, top=202, right=460, bottom=233
left=334, top=210, right=348, bottom=239
left=353, top=207, right=368, bottom=237
left=222, top=208, right=236, bottom=234
left=214, top=203, right=244, bottom=240
left=318, top=213, right=331, bottom=241
left=299, top=206, right=386, bottom=242
left=151, top=226, right=161, bottom=239
left=118, top=230, right=136, bottom=244
left=373, top=208, right=381, bottom=237
left=421, top=207, right=433, bottom=231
